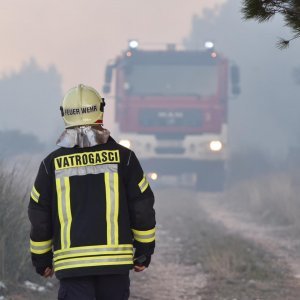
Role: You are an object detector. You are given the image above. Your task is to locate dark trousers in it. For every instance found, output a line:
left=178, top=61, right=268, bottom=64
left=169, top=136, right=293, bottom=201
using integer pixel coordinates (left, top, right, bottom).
left=58, top=274, right=130, bottom=300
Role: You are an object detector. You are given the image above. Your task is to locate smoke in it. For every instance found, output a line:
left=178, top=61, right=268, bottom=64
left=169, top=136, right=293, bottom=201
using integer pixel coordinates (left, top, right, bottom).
left=184, top=0, right=300, bottom=159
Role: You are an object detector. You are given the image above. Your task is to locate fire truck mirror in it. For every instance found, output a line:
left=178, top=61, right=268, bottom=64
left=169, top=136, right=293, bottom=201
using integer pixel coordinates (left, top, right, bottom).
left=232, top=85, right=241, bottom=96
left=231, top=65, right=240, bottom=84
left=231, top=65, right=241, bottom=96
left=102, top=84, right=111, bottom=94
left=105, top=65, right=113, bottom=83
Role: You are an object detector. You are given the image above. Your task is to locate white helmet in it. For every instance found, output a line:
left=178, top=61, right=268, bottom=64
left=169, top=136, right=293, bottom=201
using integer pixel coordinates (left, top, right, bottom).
left=60, top=84, right=105, bottom=128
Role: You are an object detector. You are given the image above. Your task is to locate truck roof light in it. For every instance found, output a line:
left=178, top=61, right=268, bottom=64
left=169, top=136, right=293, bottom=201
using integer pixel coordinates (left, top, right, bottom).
left=129, top=40, right=139, bottom=49
left=205, top=41, right=214, bottom=49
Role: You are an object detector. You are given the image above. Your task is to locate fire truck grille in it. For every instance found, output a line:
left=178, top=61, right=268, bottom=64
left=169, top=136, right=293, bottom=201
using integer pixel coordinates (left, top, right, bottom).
left=139, top=109, right=203, bottom=127
left=155, top=147, right=185, bottom=154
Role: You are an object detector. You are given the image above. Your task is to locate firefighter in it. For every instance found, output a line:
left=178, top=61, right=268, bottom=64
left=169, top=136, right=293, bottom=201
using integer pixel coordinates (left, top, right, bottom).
left=28, top=84, right=156, bottom=300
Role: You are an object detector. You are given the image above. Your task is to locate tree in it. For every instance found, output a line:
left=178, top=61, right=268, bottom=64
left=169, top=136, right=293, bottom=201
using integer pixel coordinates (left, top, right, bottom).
left=242, top=0, right=300, bottom=48
left=0, top=130, right=45, bottom=157
left=0, top=58, right=63, bottom=143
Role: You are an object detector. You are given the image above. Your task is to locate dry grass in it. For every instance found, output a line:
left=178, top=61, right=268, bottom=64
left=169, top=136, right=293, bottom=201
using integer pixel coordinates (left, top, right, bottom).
left=0, top=161, right=40, bottom=284
left=159, top=189, right=284, bottom=283
left=198, top=226, right=283, bottom=282
left=225, top=171, right=300, bottom=227
left=0, top=160, right=57, bottom=300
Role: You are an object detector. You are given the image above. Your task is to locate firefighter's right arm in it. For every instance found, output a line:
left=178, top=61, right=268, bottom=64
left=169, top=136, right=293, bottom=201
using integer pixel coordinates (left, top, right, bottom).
left=124, top=151, right=156, bottom=267
left=28, top=160, right=53, bottom=276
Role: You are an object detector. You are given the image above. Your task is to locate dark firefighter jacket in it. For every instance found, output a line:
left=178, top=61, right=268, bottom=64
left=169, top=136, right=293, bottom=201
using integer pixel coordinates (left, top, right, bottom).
left=28, top=136, right=156, bottom=279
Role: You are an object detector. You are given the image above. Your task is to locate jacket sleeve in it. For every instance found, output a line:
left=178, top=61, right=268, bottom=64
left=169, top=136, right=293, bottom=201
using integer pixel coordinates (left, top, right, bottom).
left=124, top=151, right=156, bottom=263
left=28, top=160, right=53, bottom=270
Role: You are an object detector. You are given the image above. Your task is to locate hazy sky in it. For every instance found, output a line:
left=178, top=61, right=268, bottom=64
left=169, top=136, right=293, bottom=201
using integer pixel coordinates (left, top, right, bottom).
left=0, top=0, right=225, bottom=90
left=1, top=0, right=299, bottom=159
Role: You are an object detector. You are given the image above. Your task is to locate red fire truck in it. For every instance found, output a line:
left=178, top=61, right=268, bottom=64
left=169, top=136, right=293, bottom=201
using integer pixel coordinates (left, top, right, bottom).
left=103, top=41, right=240, bottom=191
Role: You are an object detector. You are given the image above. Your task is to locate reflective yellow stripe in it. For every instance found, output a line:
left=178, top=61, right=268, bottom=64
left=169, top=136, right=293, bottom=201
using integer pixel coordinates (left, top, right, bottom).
left=105, top=172, right=119, bottom=245
left=64, top=177, right=72, bottom=249
left=54, top=244, right=133, bottom=254
left=105, top=173, right=112, bottom=245
left=53, top=244, right=133, bottom=262
left=54, top=255, right=133, bottom=271
left=31, top=247, right=52, bottom=255
left=138, top=175, right=149, bottom=193
left=31, top=186, right=40, bottom=203
left=56, top=177, right=72, bottom=249
left=138, top=175, right=146, bottom=188
left=30, top=239, right=52, bottom=247
left=113, top=173, right=119, bottom=244
left=55, top=164, right=118, bottom=178
left=30, top=239, right=52, bottom=254
left=30, top=193, right=39, bottom=203
left=132, top=228, right=156, bottom=243
left=56, top=178, right=66, bottom=249
left=134, top=236, right=155, bottom=243
left=132, top=228, right=155, bottom=236
left=141, top=182, right=149, bottom=193
left=33, top=186, right=40, bottom=197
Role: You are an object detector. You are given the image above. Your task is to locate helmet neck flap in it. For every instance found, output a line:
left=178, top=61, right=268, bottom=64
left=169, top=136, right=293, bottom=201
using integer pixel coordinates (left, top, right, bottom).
left=56, top=126, right=110, bottom=148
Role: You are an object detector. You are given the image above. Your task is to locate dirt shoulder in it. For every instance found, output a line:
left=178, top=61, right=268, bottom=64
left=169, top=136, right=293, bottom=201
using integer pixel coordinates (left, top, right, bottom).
left=199, top=192, right=300, bottom=300
left=134, top=188, right=296, bottom=300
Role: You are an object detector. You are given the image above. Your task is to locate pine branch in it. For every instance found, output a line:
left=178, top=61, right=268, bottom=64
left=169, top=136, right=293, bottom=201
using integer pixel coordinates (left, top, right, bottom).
left=242, top=0, right=300, bottom=49
left=276, top=38, right=290, bottom=49
left=242, top=0, right=275, bottom=22
left=276, top=34, right=300, bottom=49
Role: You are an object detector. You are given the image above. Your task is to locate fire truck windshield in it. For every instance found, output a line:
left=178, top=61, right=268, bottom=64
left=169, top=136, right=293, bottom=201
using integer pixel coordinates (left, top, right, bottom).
left=124, top=64, right=218, bottom=97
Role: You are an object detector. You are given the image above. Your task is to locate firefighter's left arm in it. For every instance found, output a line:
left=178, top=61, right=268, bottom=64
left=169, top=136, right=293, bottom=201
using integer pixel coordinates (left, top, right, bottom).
left=124, top=151, right=156, bottom=267
left=28, top=160, right=53, bottom=275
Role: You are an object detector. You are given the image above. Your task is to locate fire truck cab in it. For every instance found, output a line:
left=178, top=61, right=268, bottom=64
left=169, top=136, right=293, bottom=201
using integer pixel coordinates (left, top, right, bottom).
left=103, top=41, right=240, bottom=191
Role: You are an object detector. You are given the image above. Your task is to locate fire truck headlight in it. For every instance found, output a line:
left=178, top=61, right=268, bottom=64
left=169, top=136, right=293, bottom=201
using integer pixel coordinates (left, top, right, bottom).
left=148, top=172, right=158, bottom=181
left=119, top=139, right=131, bottom=149
left=209, top=140, right=223, bottom=152
left=129, top=40, right=139, bottom=49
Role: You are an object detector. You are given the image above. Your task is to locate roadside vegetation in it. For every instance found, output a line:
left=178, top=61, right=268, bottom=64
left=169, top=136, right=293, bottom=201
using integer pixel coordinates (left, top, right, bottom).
left=0, top=163, right=31, bottom=283
left=226, top=172, right=300, bottom=226
left=0, top=161, right=57, bottom=300
left=195, top=152, right=300, bottom=299
left=227, top=150, right=300, bottom=228
left=156, top=189, right=296, bottom=300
